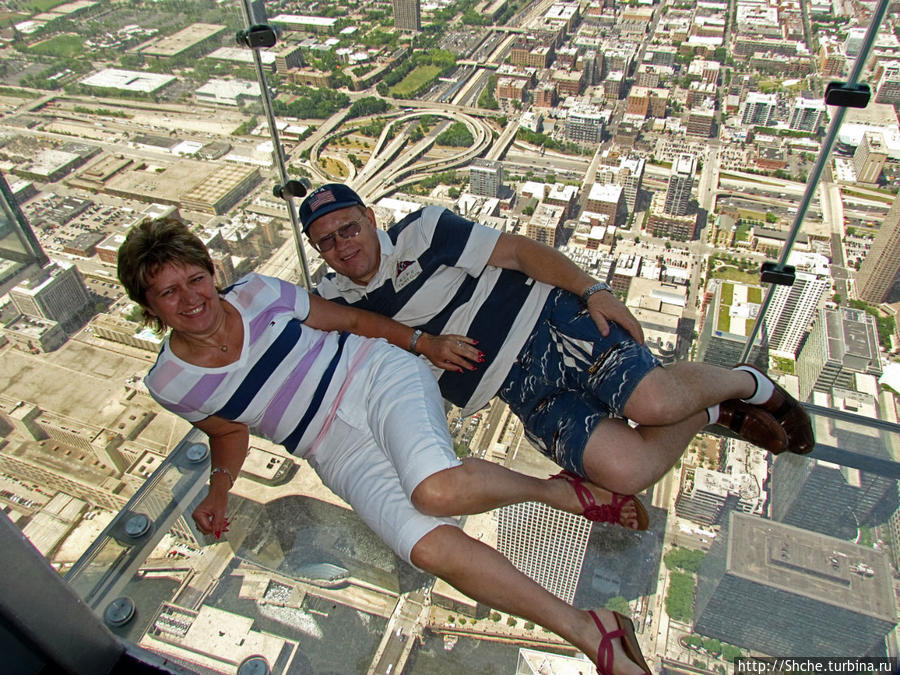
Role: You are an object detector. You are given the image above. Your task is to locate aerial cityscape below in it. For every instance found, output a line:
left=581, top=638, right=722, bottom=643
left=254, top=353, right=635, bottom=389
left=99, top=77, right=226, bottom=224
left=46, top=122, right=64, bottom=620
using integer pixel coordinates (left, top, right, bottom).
left=0, top=0, right=899, bottom=672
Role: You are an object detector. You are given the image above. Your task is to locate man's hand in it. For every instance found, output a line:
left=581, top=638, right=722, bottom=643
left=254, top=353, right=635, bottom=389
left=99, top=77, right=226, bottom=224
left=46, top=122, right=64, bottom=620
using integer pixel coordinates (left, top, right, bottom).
left=417, top=333, right=482, bottom=372
left=586, top=291, right=645, bottom=344
left=192, top=488, right=231, bottom=540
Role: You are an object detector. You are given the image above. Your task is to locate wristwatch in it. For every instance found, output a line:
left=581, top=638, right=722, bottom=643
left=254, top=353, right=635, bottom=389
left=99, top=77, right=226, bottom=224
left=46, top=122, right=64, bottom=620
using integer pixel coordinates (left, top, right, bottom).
left=581, top=281, right=612, bottom=303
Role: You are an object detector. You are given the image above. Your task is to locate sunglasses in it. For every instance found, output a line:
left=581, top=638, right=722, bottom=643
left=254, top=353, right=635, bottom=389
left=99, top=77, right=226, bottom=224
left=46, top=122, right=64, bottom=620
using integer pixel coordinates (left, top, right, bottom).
left=312, top=220, right=363, bottom=252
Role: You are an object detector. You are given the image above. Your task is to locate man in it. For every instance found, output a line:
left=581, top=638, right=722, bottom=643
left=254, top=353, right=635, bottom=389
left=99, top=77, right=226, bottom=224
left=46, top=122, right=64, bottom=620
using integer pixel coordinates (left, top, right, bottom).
left=299, top=183, right=814, bottom=498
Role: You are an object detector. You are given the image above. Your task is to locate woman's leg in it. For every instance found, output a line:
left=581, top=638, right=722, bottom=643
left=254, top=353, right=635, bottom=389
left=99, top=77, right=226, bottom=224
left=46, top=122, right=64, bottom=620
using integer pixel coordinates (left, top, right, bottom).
left=412, top=525, right=649, bottom=675
left=364, top=347, right=642, bottom=527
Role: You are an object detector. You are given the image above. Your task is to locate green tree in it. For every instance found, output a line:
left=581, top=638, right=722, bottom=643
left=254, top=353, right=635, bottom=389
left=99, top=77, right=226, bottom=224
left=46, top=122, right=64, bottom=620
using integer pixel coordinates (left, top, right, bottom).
left=436, top=121, right=474, bottom=147
left=604, top=595, right=631, bottom=615
left=348, top=96, right=389, bottom=119
left=665, top=570, right=696, bottom=622
left=664, top=547, right=705, bottom=573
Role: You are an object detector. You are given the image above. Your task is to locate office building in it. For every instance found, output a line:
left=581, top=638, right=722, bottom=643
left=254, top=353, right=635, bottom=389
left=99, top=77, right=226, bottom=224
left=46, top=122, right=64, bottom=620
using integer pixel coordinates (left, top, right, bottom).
left=796, top=307, right=883, bottom=402
left=788, top=97, right=826, bottom=132
left=664, top=154, right=696, bottom=217
left=596, top=155, right=645, bottom=214
left=675, top=448, right=767, bottom=525
left=9, top=260, right=93, bottom=335
left=392, top=0, right=420, bottom=31
left=694, top=512, right=896, bottom=657
left=853, top=131, right=888, bottom=185
left=771, top=433, right=898, bottom=541
left=565, top=106, right=604, bottom=144
left=855, top=194, right=900, bottom=303
left=469, top=159, right=503, bottom=198
left=874, top=61, right=900, bottom=105
left=585, top=183, right=624, bottom=227
left=525, top=203, right=566, bottom=247
left=696, top=280, right=767, bottom=369
left=646, top=192, right=699, bottom=241
left=741, top=92, right=777, bottom=127
left=765, top=270, right=829, bottom=358
left=497, top=501, right=591, bottom=604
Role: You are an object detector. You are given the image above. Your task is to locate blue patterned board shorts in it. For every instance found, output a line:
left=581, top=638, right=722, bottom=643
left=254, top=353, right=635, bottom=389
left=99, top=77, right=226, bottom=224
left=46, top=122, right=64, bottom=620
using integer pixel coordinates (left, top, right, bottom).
left=498, top=289, right=660, bottom=477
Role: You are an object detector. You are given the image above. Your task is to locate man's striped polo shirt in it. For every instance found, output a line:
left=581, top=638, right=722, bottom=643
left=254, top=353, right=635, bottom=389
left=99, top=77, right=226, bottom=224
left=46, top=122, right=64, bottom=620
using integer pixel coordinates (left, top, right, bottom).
left=315, top=205, right=552, bottom=415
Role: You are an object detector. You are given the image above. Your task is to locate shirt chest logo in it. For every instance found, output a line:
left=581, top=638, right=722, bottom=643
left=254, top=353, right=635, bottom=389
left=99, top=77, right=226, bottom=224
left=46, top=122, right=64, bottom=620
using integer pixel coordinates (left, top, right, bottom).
left=393, top=259, right=421, bottom=290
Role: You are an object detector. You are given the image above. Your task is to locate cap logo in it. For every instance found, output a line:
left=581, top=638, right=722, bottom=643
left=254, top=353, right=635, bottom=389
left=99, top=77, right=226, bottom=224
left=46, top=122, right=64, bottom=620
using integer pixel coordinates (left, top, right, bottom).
left=308, top=188, right=336, bottom=212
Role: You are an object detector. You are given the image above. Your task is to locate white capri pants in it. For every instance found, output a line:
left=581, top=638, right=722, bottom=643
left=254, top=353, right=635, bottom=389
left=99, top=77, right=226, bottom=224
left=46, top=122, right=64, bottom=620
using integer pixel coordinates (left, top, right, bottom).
left=307, top=342, right=462, bottom=565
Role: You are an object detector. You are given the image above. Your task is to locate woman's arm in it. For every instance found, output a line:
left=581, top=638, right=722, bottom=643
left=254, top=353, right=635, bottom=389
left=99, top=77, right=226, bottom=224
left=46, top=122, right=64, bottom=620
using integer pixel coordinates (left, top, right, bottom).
left=304, top=293, right=482, bottom=373
left=191, top=415, right=250, bottom=538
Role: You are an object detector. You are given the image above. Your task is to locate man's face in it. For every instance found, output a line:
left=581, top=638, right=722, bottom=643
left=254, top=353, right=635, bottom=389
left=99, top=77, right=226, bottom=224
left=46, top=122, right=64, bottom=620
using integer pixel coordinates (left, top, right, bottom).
left=307, top=205, right=381, bottom=285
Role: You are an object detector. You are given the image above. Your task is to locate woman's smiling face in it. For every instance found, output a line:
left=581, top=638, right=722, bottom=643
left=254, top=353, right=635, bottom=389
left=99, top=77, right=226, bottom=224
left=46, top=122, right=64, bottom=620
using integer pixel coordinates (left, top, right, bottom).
left=143, top=262, right=223, bottom=336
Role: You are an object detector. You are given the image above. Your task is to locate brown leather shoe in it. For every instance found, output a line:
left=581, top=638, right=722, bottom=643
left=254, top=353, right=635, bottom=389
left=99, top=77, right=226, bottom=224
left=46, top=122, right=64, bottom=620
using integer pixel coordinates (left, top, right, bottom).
left=735, top=364, right=815, bottom=454
left=717, top=399, right=789, bottom=454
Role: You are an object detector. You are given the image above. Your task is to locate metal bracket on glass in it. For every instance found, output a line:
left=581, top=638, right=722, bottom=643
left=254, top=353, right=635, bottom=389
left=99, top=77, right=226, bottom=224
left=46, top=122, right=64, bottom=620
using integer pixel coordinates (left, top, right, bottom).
left=236, top=24, right=280, bottom=50
left=824, top=82, right=871, bottom=108
left=273, top=179, right=310, bottom=201
left=760, top=261, right=796, bottom=286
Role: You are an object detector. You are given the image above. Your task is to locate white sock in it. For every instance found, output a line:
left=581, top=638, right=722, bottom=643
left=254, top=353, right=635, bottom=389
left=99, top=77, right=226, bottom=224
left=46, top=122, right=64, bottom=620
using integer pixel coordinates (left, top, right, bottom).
left=734, top=365, right=775, bottom=405
left=706, top=404, right=720, bottom=425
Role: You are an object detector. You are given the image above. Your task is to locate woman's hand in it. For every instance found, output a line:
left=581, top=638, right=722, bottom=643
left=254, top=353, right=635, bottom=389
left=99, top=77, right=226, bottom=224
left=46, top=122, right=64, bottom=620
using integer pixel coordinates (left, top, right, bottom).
left=417, top=333, right=483, bottom=372
left=192, top=487, right=231, bottom=539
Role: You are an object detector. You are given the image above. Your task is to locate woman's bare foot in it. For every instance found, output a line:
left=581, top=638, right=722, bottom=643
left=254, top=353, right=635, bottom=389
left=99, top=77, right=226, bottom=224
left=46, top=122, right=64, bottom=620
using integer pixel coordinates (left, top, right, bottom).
left=549, top=471, right=649, bottom=530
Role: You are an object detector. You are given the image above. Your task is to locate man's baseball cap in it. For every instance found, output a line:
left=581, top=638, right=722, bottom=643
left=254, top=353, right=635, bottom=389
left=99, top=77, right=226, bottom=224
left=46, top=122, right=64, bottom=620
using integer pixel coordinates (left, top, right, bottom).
left=299, top=183, right=366, bottom=233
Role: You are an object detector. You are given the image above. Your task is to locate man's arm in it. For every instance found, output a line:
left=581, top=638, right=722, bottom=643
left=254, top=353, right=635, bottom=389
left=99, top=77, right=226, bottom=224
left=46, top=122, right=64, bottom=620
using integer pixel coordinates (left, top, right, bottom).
left=487, top=233, right=644, bottom=343
left=304, top=293, right=481, bottom=371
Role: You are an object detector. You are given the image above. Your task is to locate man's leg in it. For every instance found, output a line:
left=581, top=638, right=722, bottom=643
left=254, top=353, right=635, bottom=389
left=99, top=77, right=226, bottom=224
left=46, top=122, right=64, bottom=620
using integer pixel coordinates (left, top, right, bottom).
left=411, top=525, right=649, bottom=675
left=621, top=361, right=756, bottom=426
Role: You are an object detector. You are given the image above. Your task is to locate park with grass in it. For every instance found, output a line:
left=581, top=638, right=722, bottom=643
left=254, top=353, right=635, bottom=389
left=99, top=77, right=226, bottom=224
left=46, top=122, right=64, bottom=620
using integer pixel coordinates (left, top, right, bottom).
left=389, top=65, right=443, bottom=98
left=28, top=33, right=84, bottom=58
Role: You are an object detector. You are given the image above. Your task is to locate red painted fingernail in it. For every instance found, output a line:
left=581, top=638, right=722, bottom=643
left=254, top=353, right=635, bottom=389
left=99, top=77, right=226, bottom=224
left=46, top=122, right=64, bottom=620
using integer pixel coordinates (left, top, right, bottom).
left=214, top=531, right=221, bottom=539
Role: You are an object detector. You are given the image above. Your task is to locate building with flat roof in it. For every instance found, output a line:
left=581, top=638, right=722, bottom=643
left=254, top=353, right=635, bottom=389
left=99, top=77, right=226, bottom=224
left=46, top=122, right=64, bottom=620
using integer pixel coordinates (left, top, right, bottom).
left=855, top=194, right=900, bottom=303
left=140, top=23, right=226, bottom=59
left=789, top=97, right=826, bottom=133
left=585, top=183, right=624, bottom=227
left=179, top=165, right=261, bottom=215
left=796, top=307, right=883, bottom=402
left=392, top=0, right=421, bottom=31
left=497, top=501, right=592, bottom=605
left=664, top=153, right=696, bottom=216
left=741, top=91, right=777, bottom=127
left=79, top=69, right=175, bottom=94
left=525, top=203, right=566, bottom=247
left=853, top=130, right=888, bottom=185
left=469, top=159, right=504, bottom=198
left=195, top=79, right=261, bottom=106
left=565, top=106, right=604, bottom=144
left=675, top=458, right=766, bottom=525
left=694, top=512, right=896, bottom=656
left=696, top=280, right=767, bottom=369
left=9, top=260, right=92, bottom=335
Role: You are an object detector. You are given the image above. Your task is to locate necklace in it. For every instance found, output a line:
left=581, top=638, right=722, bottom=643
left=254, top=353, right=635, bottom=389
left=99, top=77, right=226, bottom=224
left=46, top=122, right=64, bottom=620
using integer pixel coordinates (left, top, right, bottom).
left=183, top=304, right=230, bottom=353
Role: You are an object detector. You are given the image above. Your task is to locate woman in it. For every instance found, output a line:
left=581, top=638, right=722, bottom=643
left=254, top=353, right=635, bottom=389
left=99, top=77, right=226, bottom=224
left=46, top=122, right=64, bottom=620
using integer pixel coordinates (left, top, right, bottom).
left=117, top=217, right=651, bottom=675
